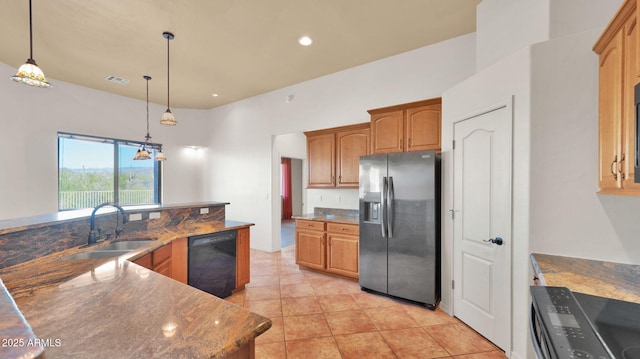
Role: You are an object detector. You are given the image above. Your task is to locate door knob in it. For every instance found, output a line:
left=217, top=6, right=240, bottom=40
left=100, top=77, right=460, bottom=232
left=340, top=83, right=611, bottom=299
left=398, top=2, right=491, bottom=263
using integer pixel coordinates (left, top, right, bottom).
left=484, top=237, right=503, bottom=245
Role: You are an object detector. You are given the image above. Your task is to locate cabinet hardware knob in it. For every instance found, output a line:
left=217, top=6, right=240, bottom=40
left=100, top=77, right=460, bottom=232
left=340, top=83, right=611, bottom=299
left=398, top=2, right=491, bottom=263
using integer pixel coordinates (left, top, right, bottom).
left=619, top=153, right=626, bottom=180
left=611, top=155, right=618, bottom=181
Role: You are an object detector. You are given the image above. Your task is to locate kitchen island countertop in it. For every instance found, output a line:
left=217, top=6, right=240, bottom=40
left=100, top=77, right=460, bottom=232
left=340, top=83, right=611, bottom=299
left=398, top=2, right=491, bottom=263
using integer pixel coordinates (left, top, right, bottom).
left=0, top=219, right=270, bottom=358
left=530, top=253, right=640, bottom=304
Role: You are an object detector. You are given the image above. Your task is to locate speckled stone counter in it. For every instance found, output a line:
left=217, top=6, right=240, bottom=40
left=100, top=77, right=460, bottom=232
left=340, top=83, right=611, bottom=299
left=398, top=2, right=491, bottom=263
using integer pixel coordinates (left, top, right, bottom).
left=531, top=253, right=640, bottom=304
left=293, top=207, right=359, bottom=225
left=0, top=217, right=271, bottom=358
left=0, top=280, right=43, bottom=359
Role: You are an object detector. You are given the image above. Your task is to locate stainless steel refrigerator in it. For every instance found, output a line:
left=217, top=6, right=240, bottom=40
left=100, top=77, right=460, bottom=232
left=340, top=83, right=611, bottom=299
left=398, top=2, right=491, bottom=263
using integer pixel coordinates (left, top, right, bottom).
left=359, top=150, right=440, bottom=308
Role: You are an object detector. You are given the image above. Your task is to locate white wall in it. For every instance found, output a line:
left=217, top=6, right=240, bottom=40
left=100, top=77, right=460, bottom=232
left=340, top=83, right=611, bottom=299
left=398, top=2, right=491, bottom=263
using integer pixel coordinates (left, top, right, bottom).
left=475, top=0, right=549, bottom=71
left=530, top=28, right=640, bottom=264
left=549, top=0, right=622, bottom=40
left=0, top=62, right=209, bottom=220
left=205, top=33, right=477, bottom=252
left=443, top=48, right=531, bottom=359
left=475, top=0, right=621, bottom=72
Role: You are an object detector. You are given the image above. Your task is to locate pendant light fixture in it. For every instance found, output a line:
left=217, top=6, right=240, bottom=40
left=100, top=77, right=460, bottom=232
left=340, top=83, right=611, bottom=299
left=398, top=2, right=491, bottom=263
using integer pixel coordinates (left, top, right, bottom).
left=160, top=31, right=177, bottom=126
left=133, top=76, right=153, bottom=160
left=155, top=147, right=167, bottom=161
left=11, top=0, right=51, bottom=88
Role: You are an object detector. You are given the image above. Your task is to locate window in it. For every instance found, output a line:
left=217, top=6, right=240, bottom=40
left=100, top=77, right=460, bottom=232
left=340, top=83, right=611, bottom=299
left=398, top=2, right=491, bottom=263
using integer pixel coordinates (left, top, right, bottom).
left=58, top=132, right=162, bottom=210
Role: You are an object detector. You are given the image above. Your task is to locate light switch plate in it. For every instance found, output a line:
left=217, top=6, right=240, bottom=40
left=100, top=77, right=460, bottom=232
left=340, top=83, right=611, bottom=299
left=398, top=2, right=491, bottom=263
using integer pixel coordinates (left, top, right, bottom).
left=149, top=212, right=161, bottom=219
left=200, top=208, right=209, bottom=214
left=129, top=213, right=142, bottom=221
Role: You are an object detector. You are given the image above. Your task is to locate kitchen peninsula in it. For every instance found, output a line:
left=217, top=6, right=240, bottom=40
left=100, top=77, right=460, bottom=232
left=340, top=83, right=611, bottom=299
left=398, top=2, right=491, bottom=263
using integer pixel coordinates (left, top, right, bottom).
left=0, top=202, right=270, bottom=358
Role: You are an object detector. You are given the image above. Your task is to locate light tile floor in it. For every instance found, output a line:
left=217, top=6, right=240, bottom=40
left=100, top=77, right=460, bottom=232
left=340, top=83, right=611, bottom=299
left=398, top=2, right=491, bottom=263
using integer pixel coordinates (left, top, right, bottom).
left=226, top=246, right=507, bottom=359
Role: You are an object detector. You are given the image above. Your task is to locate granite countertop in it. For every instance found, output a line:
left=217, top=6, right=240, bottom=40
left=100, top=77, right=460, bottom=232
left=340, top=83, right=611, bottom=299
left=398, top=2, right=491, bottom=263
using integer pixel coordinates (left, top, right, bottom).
left=0, top=201, right=230, bottom=235
left=293, top=213, right=359, bottom=225
left=0, top=279, right=43, bottom=359
left=530, top=253, right=640, bottom=305
left=0, top=220, right=270, bottom=358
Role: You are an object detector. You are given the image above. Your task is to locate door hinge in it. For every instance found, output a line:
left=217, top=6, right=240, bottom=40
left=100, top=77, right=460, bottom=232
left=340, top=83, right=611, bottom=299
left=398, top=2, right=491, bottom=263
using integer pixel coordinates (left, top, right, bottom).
left=452, top=140, right=455, bottom=150
left=452, top=280, right=455, bottom=290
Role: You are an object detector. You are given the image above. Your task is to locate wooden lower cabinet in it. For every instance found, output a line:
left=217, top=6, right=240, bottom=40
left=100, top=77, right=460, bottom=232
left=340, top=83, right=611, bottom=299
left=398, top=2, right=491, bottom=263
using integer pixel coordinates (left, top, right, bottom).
left=131, top=238, right=185, bottom=284
left=296, top=227, right=326, bottom=270
left=134, top=243, right=174, bottom=278
left=133, top=229, right=251, bottom=289
left=171, top=237, right=187, bottom=284
left=326, top=223, right=359, bottom=279
left=295, top=219, right=359, bottom=278
left=236, top=228, right=251, bottom=289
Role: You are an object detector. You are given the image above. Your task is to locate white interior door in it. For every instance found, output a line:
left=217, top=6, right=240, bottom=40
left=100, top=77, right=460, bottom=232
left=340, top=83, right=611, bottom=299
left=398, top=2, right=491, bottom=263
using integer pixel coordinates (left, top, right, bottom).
left=453, top=103, right=512, bottom=351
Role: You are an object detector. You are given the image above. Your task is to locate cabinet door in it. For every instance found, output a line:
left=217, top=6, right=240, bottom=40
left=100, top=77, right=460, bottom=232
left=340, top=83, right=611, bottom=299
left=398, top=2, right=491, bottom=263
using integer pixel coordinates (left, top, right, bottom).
left=406, top=104, right=441, bottom=152
left=307, top=133, right=336, bottom=187
left=623, top=16, right=640, bottom=191
left=326, top=233, right=359, bottom=278
left=336, top=127, right=369, bottom=187
left=154, top=259, right=172, bottom=277
left=371, top=110, right=404, bottom=154
left=296, top=229, right=325, bottom=270
left=598, top=30, right=624, bottom=192
left=171, top=237, right=188, bottom=284
left=236, top=228, right=251, bottom=288
left=134, top=253, right=153, bottom=270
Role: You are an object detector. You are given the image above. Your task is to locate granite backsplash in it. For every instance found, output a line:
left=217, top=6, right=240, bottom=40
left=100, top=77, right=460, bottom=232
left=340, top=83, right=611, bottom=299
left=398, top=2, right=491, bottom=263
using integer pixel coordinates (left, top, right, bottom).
left=0, top=205, right=225, bottom=270
left=313, top=207, right=359, bottom=217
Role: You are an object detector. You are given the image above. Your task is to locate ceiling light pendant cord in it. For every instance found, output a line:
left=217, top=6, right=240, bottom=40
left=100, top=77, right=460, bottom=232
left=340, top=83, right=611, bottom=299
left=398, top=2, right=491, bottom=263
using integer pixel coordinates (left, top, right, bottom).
left=166, top=34, right=170, bottom=111
left=10, top=0, right=51, bottom=88
left=160, top=31, right=176, bottom=125
left=145, top=75, right=151, bottom=141
left=28, top=0, right=33, bottom=60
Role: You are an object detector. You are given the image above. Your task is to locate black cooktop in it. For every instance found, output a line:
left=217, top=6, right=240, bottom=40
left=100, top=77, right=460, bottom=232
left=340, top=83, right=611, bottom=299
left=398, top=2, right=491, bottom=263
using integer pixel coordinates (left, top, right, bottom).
left=574, top=292, right=640, bottom=359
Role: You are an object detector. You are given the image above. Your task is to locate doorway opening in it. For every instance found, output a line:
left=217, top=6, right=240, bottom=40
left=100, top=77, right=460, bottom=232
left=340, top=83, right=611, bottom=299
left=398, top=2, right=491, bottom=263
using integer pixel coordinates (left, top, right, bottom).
left=281, top=157, right=303, bottom=248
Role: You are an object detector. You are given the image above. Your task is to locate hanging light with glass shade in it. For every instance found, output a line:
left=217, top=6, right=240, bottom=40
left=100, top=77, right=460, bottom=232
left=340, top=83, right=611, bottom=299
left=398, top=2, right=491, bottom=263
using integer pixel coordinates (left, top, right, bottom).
left=133, top=76, right=153, bottom=160
left=155, top=147, right=167, bottom=161
left=160, top=31, right=177, bottom=126
left=11, top=0, right=51, bottom=88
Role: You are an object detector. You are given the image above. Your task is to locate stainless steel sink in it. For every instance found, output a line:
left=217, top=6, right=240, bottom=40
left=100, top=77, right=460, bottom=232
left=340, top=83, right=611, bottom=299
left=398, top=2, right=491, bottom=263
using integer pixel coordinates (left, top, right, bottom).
left=97, top=240, right=152, bottom=251
left=60, top=240, right=153, bottom=260
left=61, top=250, right=132, bottom=260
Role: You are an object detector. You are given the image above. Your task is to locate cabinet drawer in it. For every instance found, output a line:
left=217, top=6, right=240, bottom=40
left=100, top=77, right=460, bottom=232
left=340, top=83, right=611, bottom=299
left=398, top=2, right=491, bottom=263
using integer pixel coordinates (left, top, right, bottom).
left=296, top=220, right=325, bottom=231
left=326, top=222, right=359, bottom=235
left=152, top=243, right=172, bottom=266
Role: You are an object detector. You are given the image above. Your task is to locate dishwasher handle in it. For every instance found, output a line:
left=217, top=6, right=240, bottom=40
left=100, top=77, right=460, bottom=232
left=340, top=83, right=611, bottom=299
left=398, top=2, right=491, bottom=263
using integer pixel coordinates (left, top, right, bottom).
left=189, top=231, right=237, bottom=247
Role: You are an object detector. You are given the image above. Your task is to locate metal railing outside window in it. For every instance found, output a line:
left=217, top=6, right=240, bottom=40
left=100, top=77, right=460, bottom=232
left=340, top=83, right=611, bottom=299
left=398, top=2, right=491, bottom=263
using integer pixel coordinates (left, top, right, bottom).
left=58, top=132, right=162, bottom=210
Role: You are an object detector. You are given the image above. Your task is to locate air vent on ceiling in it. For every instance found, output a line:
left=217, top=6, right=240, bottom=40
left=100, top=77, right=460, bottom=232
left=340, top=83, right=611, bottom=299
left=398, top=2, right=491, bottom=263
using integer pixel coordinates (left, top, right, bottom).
left=104, top=75, right=129, bottom=85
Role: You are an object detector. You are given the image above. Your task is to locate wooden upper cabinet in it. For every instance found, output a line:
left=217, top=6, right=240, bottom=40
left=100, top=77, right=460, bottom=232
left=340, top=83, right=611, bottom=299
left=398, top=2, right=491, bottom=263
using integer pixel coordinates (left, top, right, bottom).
left=406, top=104, right=441, bottom=152
left=371, top=111, right=404, bottom=154
left=622, top=15, right=640, bottom=191
left=337, top=127, right=370, bottom=187
left=594, top=0, right=640, bottom=195
left=307, top=133, right=335, bottom=188
left=368, top=98, right=442, bottom=154
left=597, top=30, right=624, bottom=191
left=305, top=123, right=370, bottom=189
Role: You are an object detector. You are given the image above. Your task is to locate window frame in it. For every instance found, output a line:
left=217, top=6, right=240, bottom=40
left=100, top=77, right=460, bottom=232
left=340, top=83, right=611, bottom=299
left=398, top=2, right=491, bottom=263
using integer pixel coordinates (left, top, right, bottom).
left=57, top=132, right=163, bottom=210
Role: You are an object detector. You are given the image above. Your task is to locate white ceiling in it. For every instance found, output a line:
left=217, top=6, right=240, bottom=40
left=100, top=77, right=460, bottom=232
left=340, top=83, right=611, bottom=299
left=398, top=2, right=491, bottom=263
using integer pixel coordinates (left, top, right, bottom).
left=1, top=0, right=480, bottom=109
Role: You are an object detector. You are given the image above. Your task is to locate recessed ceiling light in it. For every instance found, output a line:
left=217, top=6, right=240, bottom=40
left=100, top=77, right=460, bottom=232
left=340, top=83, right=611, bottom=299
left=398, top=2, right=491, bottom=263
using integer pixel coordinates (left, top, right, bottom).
left=298, top=36, right=313, bottom=46
left=212, top=93, right=219, bottom=97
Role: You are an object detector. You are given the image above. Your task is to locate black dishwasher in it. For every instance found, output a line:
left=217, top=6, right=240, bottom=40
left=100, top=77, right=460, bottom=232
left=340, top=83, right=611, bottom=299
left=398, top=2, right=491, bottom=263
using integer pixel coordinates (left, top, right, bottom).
left=188, top=230, right=237, bottom=298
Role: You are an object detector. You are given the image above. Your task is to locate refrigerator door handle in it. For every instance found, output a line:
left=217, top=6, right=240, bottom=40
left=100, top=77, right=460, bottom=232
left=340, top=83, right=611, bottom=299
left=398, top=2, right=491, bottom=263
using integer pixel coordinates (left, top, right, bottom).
left=387, top=176, right=394, bottom=238
left=381, top=177, right=388, bottom=238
